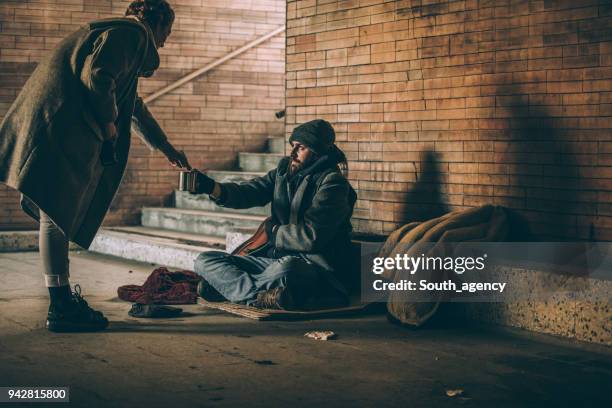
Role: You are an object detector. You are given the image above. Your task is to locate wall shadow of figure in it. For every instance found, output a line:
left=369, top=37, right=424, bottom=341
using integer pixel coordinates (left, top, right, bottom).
left=501, top=92, right=589, bottom=241
left=499, top=93, right=606, bottom=280
left=398, top=150, right=449, bottom=225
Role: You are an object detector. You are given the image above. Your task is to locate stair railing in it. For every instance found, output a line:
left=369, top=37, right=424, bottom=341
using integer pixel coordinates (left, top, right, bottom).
left=143, top=25, right=286, bottom=104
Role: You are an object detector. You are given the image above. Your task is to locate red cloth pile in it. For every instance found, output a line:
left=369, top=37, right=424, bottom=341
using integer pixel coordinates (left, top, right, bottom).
left=118, top=267, right=202, bottom=305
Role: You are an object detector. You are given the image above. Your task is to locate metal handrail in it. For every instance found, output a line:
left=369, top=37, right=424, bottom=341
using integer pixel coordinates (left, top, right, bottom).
left=143, top=25, right=286, bottom=104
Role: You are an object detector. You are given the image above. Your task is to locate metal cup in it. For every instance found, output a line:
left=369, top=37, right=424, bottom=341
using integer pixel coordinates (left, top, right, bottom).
left=178, top=170, right=198, bottom=193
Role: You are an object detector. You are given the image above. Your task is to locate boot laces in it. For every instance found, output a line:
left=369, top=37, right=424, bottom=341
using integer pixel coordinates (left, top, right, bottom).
left=70, top=284, right=100, bottom=318
left=256, top=287, right=283, bottom=309
left=72, top=284, right=88, bottom=306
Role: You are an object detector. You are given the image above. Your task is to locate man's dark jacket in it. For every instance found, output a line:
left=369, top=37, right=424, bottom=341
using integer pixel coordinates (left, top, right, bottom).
left=213, top=154, right=357, bottom=292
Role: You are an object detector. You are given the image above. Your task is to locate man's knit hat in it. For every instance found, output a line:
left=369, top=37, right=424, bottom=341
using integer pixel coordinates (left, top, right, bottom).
left=288, top=119, right=335, bottom=155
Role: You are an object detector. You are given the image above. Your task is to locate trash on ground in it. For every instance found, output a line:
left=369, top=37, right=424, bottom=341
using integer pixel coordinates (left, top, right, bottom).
left=445, top=389, right=464, bottom=397
left=304, top=331, right=337, bottom=341
left=254, top=360, right=276, bottom=365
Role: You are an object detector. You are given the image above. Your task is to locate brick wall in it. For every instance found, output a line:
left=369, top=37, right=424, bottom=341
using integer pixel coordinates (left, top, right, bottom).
left=0, top=0, right=285, bottom=229
left=286, top=0, right=611, bottom=241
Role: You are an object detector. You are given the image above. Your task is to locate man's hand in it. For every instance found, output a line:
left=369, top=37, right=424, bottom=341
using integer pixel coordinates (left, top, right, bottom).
left=161, top=142, right=192, bottom=170
left=193, top=170, right=216, bottom=195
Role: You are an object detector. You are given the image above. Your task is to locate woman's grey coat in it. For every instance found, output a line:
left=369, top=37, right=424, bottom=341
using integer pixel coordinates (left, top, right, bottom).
left=0, top=17, right=168, bottom=248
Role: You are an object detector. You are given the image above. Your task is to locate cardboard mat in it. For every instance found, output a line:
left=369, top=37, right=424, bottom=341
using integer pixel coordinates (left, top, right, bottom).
left=198, top=298, right=378, bottom=321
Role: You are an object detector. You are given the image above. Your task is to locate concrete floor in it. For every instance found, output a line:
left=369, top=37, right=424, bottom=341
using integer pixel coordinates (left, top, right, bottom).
left=0, top=251, right=610, bottom=408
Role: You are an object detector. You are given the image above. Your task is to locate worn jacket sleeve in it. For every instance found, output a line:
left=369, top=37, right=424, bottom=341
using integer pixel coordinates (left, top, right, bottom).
left=131, top=96, right=168, bottom=150
left=212, top=169, right=276, bottom=209
left=80, top=26, right=145, bottom=126
left=275, top=173, right=351, bottom=253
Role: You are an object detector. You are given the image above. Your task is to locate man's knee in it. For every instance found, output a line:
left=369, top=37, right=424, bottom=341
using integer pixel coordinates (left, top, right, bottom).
left=194, top=250, right=227, bottom=275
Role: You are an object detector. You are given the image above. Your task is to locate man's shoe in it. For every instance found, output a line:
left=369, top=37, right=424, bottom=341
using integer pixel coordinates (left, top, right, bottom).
left=252, top=286, right=294, bottom=310
left=128, top=303, right=182, bottom=318
left=196, top=280, right=225, bottom=302
left=46, top=285, right=109, bottom=332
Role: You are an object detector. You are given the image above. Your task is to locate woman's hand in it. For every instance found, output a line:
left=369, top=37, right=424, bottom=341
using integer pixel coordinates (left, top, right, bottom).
left=161, top=142, right=191, bottom=170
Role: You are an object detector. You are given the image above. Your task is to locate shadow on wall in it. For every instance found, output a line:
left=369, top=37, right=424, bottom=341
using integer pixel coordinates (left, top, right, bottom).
left=501, top=90, right=593, bottom=241
left=394, top=149, right=532, bottom=241
left=398, top=150, right=449, bottom=225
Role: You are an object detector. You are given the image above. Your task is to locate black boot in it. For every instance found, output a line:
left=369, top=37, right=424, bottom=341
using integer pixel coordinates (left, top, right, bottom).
left=46, top=285, right=109, bottom=333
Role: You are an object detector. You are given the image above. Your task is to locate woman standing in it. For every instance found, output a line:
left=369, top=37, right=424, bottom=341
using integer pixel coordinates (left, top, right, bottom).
left=0, top=0, right=189, bottom=332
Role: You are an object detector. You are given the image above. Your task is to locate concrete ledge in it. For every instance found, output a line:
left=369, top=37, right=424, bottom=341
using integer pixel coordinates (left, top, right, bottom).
left=0, top=230, right=80, bottom=252
left=459, top=266, right=612, bottom=346
left=0, top=230, right=39, bottom=252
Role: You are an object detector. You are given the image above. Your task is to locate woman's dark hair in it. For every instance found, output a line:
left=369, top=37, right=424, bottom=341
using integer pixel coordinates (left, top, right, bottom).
left=125, top=0, right=175, bottom=29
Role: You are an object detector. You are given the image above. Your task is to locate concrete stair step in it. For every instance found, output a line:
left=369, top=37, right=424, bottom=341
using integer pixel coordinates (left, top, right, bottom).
left=267, top=136, right=285, bottom=154
left=89, top=226, right=225, bottom=270
left=175, top=190, right=270, bottom=216
left=225, top=228, right=255, bottom=254
left=142, top=207, right=263, bottom=237
left=206, top=170, right=266, bottom=183
left=238, top=152, right=283, bottom=172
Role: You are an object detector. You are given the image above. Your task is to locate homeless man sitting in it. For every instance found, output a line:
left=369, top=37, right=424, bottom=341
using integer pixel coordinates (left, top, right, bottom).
left=192, top=119, right=357, bottom=310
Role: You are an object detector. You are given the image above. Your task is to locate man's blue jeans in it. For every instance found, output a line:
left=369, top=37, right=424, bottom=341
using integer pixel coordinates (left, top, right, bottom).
left=193, top=251, right=323, bottom=306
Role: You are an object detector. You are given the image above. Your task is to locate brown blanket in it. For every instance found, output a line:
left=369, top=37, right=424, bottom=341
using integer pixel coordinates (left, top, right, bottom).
left=379, top=205, right=510, bottom=327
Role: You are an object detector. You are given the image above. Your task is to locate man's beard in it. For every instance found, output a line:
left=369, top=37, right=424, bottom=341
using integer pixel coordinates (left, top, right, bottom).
left=289, top=159, right=302, bottom=176
left=288, top=155, right=314, bottom=176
